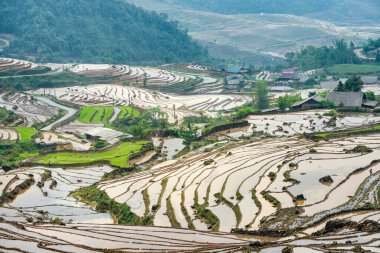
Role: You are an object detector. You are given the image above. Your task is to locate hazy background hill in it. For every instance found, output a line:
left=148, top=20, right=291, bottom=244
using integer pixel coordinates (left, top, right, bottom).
left=0, top=0, right=206, bottom=64
left=126, top=0, right=380, bottom=67
left=165, top=0, right=380, bottom=24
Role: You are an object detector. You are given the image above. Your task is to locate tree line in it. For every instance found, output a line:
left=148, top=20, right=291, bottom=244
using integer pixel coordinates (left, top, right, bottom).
left=285, top=40, right=359, bottom=70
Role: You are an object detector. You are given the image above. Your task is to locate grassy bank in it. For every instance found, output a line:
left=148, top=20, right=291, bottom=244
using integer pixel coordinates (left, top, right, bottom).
left=78, top=106, right=139, bottom=125
left=327, top=64, right=380, bottom=75
left=310, top=124, right=380, bottom=139
left=35, top=141, right=149, bottom=168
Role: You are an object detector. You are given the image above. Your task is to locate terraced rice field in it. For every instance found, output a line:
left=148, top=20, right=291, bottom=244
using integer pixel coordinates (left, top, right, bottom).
left=0, top=127, right=19, bottom=141
left=31, top=84, right=250, bottom=123
left=0, top=221, right=252, bottom=252
left=300, top=69, right=317, bottom=77
left=0, top=220, right=379, bottom=252
left=69, top=63, right=201, bottom=87
left=0, top=57, right=38, bottom=73
left=0, top=91, right=59, bottom=127
left=35, top=132, right=92, bottom=151
left=98, top=134, right=380, bottom=233
left=78, top=106, right=139, bottom=125
left=254, top=71, right=276, bottom=81
left=35, top=141, right=150, bottom=168
left=0, top=166, right=114, bottom=223
left=220, top=111, right=380, bottom=139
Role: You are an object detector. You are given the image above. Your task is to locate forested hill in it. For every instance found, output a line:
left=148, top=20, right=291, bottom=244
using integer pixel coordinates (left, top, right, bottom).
left=0, top=0, right=206, bottom=64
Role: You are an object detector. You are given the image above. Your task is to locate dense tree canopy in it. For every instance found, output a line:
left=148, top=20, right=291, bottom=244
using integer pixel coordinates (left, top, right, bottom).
left=0, top=0, right=206, bottom=64
left=285, top=40, right=359, bottom=70
left=335, top=76, right=363, bottom=92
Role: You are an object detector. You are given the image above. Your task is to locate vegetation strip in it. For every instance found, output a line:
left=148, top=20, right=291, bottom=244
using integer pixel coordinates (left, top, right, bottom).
left=72, top=185, right=153, bottom=225
left=34, top=141, right=149, bottom=168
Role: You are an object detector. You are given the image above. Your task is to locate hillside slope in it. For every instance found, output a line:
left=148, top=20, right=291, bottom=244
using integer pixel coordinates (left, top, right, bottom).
left=127, top=0, right=380, bottom=65
left=0, top=0, right=206, bottom=64
left=165, top=0, right=380, bottom=24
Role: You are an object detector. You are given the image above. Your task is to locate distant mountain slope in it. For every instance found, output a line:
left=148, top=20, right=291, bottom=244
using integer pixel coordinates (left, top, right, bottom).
left=0, top=0, right=206, bottom=64
left=165, top=0, right=380, bottom=24
left=167, top=0, right=332, bottom=16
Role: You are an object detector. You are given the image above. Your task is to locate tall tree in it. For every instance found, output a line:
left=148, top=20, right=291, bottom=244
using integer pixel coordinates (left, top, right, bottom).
left=255, top=81, right=269, bottom=111
left=345, top=76, right=363, bottom=92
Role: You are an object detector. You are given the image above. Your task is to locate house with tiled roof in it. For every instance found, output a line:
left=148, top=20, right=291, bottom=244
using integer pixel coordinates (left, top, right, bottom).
left=278, top=67, right=300, bottom=80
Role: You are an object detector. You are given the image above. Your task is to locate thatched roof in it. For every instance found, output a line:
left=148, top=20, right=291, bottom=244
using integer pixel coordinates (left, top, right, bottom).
left=326, top=92, right=363, bottom=107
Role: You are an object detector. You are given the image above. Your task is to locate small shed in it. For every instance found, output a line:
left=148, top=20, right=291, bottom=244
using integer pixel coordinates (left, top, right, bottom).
left=362, top=100, right=379, bottom=109
left=291, top=95, right=324, bottom=110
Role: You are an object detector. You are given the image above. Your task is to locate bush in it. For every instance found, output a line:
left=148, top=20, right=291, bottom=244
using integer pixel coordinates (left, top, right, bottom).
left=233, top=107, right=256, bottom=118
left=282, top=245, right=294, bottom=253
left=278, top=94, right=302, bottom=111
left=268, top=172, right=277, bottom=181
left=346, top=145, right=372, bottom=154
left=92, top=140, right=108, bottom=150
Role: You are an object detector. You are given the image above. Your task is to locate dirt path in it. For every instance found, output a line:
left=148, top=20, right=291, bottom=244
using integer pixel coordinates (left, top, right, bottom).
left=35, top=96, right=77, bottom=131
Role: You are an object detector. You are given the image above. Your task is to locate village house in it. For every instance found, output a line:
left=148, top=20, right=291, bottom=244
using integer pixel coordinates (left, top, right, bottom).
left=278, top=67, right=300, bottom=80
left=269, top=86, right=294, bottom=92
left=291, top=95, right=324, bottom=110
left=361, top=76, right=380, bottom=85
left=224, top=74, right=244, bottom=91
left=326, top=91, right=378, bottom=109
left=320, top=78, right=348, bottom=89
left=221, top=66, right=249, bottom=75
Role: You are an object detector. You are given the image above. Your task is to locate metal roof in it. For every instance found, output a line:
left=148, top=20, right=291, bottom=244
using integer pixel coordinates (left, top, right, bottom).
left=361, top=76, right=380, bottom=84
left=326, top=92, right=363, bottom=107
left=225, top=74, right=243, bottom=81
left=291, top=95, right=324, bottom=107
left=362, top=99, right=378, bottom=108
left=223, top=66, right=246, bottom=74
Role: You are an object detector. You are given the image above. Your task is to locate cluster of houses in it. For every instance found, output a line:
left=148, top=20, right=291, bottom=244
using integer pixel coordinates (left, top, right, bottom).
left=221, top=66, right=249, bottom=91
left=222, top=66, right=301, bottom=91
left=222, top=66, right=380, bottom=99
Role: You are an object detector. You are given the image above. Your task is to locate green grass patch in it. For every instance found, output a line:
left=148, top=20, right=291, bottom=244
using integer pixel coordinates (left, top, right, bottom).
left=194, top=203, right=220, bottom=231
left=79, top=106, right=138, bottom=125
left=72, top=185, right=153, bottom=225
left=14, top=127, right=37, bottom=140
left=118, top=106, right=139, bottom=119
left=91, top=107, right=104, bottom=123
left=261, top=190, right=281, bottom=210
left=78, top=107, right=96, bottom=123
left=35, top=141, right=149, bottom=168
left=328, top=64, right=380, bottom=75
left=102, top=107, right=114, bottom=124
left=166, top=196, right=181, bottom=228
left=312, top=124, right=380, bottom=139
